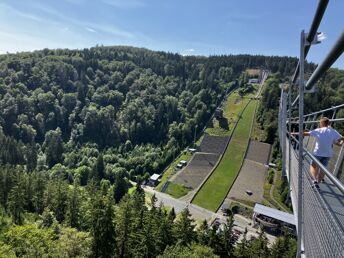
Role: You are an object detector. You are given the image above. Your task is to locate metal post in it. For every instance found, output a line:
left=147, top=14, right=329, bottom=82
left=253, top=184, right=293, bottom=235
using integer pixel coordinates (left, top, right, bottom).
left=194, top=125, right=198, bottom=148
left=281, top=91, right=288, bottom=178
left=279, top=89, right=284, bottom=148
left=333, top=146, right=344, bottom=177
left=288, top=81, right=292, bottom=198
left=297, top=30, right=306, bottom=257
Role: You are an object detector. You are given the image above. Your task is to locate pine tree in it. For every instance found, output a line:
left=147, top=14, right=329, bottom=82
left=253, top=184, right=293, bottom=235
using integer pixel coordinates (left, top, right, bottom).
left=91, top=193, right=116, bottom=258
left=150, top=193, right=158, bottom=210
left=52, top=180, right=68, bottom=223
left=270, top=231, right=297, bottom=258
left=66, top=183, right=81, bottom=228
left=26, top=142, right=37, bottom=172
left=155, top=212, right=175, bottom=254
left=168, top=207, right=176, bottom=222
left=43, top=128, right=64, bottom=168
left=22, top=173, right=35, bottom=212
left=116, top=195, right=133, bottom=258
left=248, top=229, right=270, bottom=257
left=218, top=216, right=235, bottom=257
left=94, top=154, right=105, bottom=181
left=140, top=212, right=157, bottom=258
left=197, top=220, right=210, bottom=245
left=39, top=208, right=57, bottom=228
left=113, top=171, right=128, bottom=203
left=174, top=208, right=196, bottom=246
left=8, top=183, right=25, bottom=225
left=234, top=228, right=249, bottom=258
left=208, top=223, right=221, bottom=252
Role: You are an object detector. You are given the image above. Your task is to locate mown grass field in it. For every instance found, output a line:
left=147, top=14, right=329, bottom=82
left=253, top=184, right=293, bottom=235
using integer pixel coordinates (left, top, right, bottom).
left=192, top=100, right=257, bottom=211
left=165, top=182, right=190, bottom=198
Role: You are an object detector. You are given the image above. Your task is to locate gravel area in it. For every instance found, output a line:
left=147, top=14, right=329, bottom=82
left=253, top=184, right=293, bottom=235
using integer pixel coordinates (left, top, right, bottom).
left=198, top=135, right=230, bottom=155
left=172, top=153, right=220, bottom=189
left=226, top=159, right=267, bottom=203
left=245, top=140, right=271, bottom=164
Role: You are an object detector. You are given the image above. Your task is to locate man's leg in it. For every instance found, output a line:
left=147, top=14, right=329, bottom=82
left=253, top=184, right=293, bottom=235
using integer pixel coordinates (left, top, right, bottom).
left=317, top=157, right=329, bottom=182
left=318, top=171, right=325, bottom=182
left=310, top=163, right=318, bottom=181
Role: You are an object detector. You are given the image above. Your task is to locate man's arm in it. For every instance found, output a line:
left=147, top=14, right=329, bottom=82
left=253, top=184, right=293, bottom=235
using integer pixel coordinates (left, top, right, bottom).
left=291, top=131, right=310, bottom=137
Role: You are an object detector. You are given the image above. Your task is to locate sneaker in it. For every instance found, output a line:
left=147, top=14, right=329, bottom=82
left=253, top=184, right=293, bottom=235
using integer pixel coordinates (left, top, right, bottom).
left=312, top=181, right=320, bottom=190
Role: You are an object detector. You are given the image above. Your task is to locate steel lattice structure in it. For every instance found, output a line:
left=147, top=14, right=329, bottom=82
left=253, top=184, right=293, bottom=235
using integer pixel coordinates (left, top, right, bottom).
left=278, top=0, right=344, bottom=256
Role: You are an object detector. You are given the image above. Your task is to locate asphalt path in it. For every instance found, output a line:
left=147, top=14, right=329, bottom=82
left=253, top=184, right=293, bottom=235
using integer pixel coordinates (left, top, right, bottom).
left=143, top=186, right=276, bottom=243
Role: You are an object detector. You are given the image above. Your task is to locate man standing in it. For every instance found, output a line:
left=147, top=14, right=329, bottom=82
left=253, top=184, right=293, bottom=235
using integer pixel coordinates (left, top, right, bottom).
left=292, top=117, right=344, bottom=189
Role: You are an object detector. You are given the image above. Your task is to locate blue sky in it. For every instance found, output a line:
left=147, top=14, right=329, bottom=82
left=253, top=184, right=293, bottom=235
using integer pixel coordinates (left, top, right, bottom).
left=0, top=0, right=343, bottom=68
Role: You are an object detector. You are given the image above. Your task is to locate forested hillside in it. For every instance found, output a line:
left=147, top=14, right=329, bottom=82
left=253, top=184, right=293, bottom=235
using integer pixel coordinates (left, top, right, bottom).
left=0, top=46, right=298, bottom=179
left=257, top=67, right=344, bottom=145
left=0, top=46, right=303, bottom=257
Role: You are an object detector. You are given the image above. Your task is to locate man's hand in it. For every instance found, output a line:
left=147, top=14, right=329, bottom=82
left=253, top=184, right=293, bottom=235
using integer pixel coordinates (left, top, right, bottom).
left=336, top=137, right=344, bottom=146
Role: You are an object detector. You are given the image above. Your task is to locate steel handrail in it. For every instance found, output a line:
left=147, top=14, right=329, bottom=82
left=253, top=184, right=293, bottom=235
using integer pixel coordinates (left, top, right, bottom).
left=288, top=133, right=344, bottom=195
left=289, top=118, right=344, bottom=124
left=303, top=103, right=344, bottom=118
left=291, top=0, right=330, bottom=84
left=292, top=29, right=344, bottom=106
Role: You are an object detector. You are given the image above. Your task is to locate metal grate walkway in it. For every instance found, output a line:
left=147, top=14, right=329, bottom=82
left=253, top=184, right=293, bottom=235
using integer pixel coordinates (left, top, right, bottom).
left=286, top=139, right=344, bottom=257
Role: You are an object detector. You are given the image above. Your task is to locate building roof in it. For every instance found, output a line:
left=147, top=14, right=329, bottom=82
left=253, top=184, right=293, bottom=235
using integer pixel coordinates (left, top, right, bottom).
left=254, top=203, right=295, bottom=225
left=221, top=203, right=229, bottom=210
left=150, top=174, right=160, bottom=181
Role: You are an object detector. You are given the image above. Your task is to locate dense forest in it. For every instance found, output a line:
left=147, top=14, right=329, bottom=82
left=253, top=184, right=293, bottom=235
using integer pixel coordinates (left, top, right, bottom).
left=257, top=67, right=344, bottom=145
left=0, top=46, right=299, bottom=180
left=3, top=45, right=339, bottom=257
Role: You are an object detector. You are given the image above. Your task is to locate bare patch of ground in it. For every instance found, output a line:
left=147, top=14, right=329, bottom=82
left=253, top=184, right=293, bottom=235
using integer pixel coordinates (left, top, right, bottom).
left=198, top=135, right=230, bottom=155
left=234, top=98, right=243, bottom=105
left=172, top=153, right=220, bottom=189
left=225, top=140, right=271, bottom=205
left=245, top=140, right=271, bottom=164
left=226, top=159, right=267, bottom=204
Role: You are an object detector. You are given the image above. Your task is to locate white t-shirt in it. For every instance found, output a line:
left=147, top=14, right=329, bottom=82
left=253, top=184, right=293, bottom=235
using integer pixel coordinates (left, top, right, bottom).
left=309, top=127, right=342, bottom=157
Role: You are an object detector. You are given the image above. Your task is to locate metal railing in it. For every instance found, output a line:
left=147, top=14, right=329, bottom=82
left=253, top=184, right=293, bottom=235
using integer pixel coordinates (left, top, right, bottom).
left=291, top=0, right=329, bottom=85
left=283, top=131, right=344, bottom=258
left=279, top=0, right=344, bottom=256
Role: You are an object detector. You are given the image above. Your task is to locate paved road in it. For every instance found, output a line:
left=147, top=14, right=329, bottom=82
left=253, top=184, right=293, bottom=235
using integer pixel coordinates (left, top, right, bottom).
left=144, top=186, right=215, bottom=221
left=143, top=186, right=276, bottom=243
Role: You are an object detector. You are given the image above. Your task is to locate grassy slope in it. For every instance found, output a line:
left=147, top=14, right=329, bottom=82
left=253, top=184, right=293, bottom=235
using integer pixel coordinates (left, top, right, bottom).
left=192, top=100, right=257, bottom=211
left=206, top=92, right=249, bottom=136
left=158, top=91, right=247, bottom=195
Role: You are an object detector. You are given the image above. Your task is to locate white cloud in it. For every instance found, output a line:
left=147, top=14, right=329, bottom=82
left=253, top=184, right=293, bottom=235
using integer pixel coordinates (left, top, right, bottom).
left=0, top=3, right=43, bottom=22
left=85, top=27, right=97, bottom=33
left=32, top=3, right=134, bottom=39
left=95, top=25, right=134, bottom=39
left=0, top=1, right=138, bottom=53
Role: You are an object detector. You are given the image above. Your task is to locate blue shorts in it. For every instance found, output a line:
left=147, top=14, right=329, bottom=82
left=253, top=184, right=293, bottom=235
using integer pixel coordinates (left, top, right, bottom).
left=312, top=155, right=330, bottom=167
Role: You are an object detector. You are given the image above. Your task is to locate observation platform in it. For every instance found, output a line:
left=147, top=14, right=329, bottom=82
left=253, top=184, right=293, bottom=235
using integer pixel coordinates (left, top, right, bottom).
left=285, top=139, right=344, bottom=257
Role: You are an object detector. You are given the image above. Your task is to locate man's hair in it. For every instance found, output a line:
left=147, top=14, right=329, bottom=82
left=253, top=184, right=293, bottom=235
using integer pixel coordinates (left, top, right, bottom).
left=320, top=117, right=330, bottom=126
